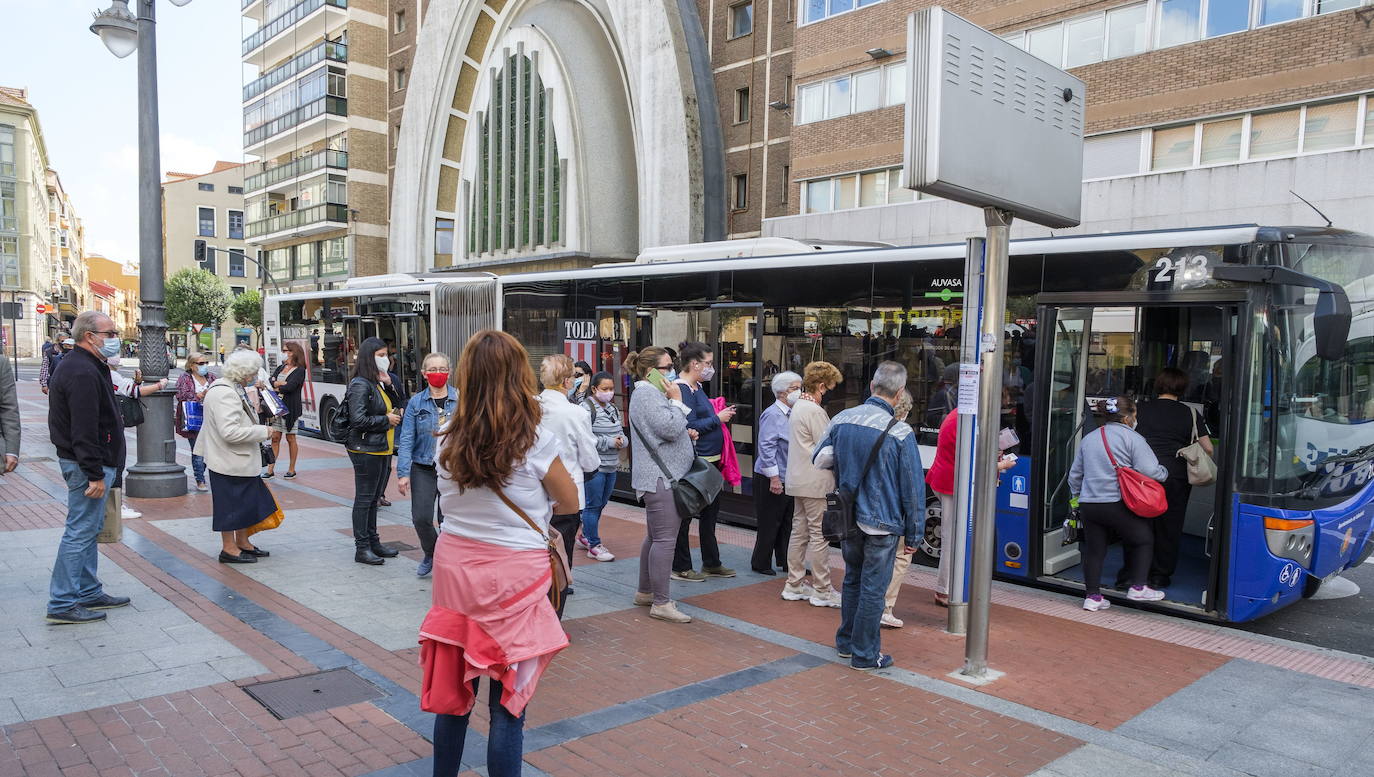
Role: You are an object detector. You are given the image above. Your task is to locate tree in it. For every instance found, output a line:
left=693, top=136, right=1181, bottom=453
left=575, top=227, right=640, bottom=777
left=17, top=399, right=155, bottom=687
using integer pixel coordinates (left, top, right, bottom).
left=231, top=289, right=263, bottom=340
left=165, top=268, right=231, bottom=332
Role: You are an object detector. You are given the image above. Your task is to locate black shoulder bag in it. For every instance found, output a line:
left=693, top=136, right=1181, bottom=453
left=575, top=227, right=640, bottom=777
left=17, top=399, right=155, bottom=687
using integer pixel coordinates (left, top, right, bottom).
left=821, top=417, right=898, bottom=544
left=630, top=418, right=724, bottom=520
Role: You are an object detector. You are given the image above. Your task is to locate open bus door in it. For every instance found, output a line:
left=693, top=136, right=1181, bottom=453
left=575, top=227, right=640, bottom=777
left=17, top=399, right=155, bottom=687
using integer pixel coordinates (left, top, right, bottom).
left=1029, top=294, right=1243, bottom=615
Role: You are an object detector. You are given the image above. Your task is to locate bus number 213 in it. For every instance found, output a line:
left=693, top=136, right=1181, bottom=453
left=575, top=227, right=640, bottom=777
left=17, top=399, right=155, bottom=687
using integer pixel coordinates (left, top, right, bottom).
left=1152, top=255, right=1209, bottom=285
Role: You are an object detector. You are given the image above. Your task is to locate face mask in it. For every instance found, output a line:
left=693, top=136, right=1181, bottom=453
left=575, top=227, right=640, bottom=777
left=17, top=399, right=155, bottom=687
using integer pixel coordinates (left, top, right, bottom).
left=98, top=337, right=121, bottom=359
left=425, top=372, right=449, bottom=388
left=786, top=389, right=801, bottom=406
left=374, top=354, right=390, bottom=372
left=595, top=390, right=614, bottom=404
left=666, top=369, right=678, bottom=383
left=699, top=365, right=715, bottom=381
left=196, top=364, right=210, bottom=377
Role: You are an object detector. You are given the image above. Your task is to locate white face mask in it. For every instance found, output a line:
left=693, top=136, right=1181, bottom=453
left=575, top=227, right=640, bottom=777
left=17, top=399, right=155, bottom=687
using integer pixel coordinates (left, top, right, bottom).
left=374, top=354, right=390, bottom=373
left=786, top=389, right=801, bottom=406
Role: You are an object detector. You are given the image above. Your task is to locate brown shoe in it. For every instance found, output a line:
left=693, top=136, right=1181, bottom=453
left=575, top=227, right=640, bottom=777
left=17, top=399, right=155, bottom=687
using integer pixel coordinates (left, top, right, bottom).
left=934, top=593, right=949, bottom=607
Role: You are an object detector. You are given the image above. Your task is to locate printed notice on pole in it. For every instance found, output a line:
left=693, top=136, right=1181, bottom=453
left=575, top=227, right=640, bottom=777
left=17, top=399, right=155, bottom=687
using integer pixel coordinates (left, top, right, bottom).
left=958, top=363, right=980, bottom=415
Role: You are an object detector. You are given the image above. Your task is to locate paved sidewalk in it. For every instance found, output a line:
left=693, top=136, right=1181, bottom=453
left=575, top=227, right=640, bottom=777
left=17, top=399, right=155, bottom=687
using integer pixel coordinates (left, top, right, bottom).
left=4, top=376, right=1374, bottom=777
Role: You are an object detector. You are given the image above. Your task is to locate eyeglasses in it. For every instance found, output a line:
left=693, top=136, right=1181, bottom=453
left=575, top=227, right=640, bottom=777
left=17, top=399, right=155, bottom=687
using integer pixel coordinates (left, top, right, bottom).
left=574, top=372, right=586, bottom=379
left=92, top=330, right=119, bottom=337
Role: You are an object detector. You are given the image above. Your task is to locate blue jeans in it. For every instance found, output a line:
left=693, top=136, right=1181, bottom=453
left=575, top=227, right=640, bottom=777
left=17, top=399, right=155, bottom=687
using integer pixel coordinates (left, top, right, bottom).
left=188, top=432, right=207, bottom=484
left=580, top=469, right=617, bottom=547
left=432, top=678, right=524, bottom=777
left=836, top=531, right=900, bottom=668
left=49, top=460, right=117, bottom=613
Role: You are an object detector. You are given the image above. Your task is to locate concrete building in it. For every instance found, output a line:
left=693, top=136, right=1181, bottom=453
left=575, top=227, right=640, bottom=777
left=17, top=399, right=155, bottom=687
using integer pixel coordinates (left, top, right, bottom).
left=390, top=2, right=1372, bottom=274
left=87, top=254, right=140, bottom=342
left=46, top=170, right=89, bottom=333
left=162, top=162, right=259, bottom=351
left=241, top=0, right=394, bottom=292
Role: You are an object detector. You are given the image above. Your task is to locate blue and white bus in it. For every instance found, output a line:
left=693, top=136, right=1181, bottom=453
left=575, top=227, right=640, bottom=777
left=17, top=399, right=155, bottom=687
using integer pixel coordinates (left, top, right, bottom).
left=264, top=225, right=1374, bottom=622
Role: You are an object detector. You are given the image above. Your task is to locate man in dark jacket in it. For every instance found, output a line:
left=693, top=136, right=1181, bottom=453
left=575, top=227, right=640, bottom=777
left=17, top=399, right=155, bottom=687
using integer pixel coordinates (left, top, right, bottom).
left=39, top=337, right=72, bottom=394
left=46, top=311, right=130, bottom=625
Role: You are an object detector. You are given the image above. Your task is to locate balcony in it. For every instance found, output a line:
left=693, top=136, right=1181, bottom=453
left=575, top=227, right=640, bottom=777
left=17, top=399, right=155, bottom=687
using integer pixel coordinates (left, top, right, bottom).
left=245, top=149, right=348, bottom=194
left=243, top=40, right=346, bottom=103
left=244, top=95, right=346, bottom=152
left=245, top=203, right=348, bottom=241
left=242, top=0, right=347, bottom=63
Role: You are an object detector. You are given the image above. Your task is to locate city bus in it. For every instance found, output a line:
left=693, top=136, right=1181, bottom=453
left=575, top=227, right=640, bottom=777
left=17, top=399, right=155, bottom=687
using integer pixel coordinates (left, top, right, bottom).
left=263, top=224, right=1374, bottom=622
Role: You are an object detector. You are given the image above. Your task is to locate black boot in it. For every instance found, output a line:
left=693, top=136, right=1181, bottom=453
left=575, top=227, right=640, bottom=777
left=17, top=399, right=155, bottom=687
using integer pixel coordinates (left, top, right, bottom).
left=370, top=539, right=399, bottom=558
left=355, top=538, right=384, bottom=565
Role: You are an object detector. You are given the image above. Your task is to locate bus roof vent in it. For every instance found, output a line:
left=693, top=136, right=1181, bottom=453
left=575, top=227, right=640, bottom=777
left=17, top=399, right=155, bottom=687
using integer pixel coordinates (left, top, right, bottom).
left=633, top=237, right=892, bottom=264
left=341, top=272, right=496, bottom=289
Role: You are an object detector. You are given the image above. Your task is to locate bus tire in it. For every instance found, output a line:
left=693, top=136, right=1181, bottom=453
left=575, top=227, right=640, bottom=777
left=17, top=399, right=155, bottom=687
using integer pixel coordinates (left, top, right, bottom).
left=919, top=494, right=942, bottom=559
left=320, top=397, right=340, bottom=443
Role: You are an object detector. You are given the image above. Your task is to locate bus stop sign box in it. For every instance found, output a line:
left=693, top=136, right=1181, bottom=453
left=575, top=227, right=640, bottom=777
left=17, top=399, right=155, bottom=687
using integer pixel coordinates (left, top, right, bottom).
left=904, top=7, right=1085, bottom=229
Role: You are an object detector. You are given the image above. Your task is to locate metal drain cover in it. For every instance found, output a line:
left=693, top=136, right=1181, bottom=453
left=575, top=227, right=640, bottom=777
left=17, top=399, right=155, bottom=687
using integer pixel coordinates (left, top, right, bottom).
left=243, top=668, right=383, bottom=719
left=387, top=541, right=419, bottom=551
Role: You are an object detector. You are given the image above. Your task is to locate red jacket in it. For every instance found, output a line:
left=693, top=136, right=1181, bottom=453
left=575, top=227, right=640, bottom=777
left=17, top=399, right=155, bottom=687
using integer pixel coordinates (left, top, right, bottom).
left=927, top=409, right=958, bottom=496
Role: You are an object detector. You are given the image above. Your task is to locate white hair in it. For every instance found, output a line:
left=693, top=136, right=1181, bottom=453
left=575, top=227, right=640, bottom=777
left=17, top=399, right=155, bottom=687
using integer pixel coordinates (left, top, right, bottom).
left=72, top=310, right=111, bottom=343
left=770, top=371, right=802, bottom=396
left=222, top=349, right=263, bottom=385
left=870, top=360, right=907, bottom=398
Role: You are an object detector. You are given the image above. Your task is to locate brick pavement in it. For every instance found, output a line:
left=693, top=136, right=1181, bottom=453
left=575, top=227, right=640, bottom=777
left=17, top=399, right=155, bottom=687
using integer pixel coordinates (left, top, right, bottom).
left=7, top=376, right=1374, bottom=777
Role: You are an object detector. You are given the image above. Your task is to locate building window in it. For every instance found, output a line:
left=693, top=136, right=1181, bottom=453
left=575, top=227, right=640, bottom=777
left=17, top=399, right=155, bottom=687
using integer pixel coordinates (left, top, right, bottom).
left=469, top=52, right=565, bottom=256
left=735, top=87, right=751, bottom=123
left=228, top=185, right=243, bottom=195
left=730, top=2, right=753, bottom=38
left=0, top=125, right=14, bottom=178
left=0, top=181, right=15, bottom=231
left=198, top=206, right=215, bottom=237
left=795, top=61, right=906, bottom=125
left=434, top=219, right=454, bottom=266
left=228, top=209, right=244, bottom=240
left=394, top=9, right=406, bottom=33
left=295, top=242, right=317, bottom=279
left=0, top=236, right=18, bottom=288
left=230, top=286, right=246, bottom=297
left=781, top=165, right=790, bottom=204
left=321, top=237, right=348, bottom=275
left=267, top=247, right=290, bottom=277
left=198, top=182, right=214, bottom=192
left=800, top=167, right=924, bottom=213
left=802, top=0, right=887, bottom=25
left=195, top=240, right=215, bottom=273
left=394, top=67, right=408, bottom=91
left=1106, top=4, right=1150, bottom=59
left=228, top=248, right=246, bottom=277
left=733, top=173, right=748, bottom=210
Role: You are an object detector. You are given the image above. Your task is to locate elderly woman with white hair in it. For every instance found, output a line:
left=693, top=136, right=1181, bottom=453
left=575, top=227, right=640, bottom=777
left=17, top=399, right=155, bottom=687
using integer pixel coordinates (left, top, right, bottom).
left=750, top=370, right=802, bottom=576
left=196, top=349, right=282, bottom=564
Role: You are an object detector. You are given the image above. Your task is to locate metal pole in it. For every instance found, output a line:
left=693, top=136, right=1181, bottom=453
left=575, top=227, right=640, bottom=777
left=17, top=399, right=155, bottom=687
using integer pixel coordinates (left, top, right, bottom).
left=962, top=207, right=1013, bottom=679
left=946, top=237, right=985, bottom=635
left=10, top=292, right=18, bottom=366
left=125, top=0, right=187, bottom=498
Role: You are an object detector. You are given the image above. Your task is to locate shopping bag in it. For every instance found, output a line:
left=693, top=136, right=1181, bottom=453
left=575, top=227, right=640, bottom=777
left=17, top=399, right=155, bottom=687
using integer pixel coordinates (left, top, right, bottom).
left=98, top=488, right=123, bottom=543
left=181, top=400, right=204, bottom=432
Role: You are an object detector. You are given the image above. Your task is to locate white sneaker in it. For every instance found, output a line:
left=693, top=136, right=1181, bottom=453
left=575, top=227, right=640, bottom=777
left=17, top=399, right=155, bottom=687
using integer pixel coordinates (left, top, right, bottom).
left=1126, top=585, right=1166, bottom=602
left=1083, top=596, right=1111, bottom=611
left=587, top=544, right=615, bottom=562
left=649, top=601, right=692, bottom=624
left=781, top=582, right=816, bottom=601
left=880, top=613, right=904, bottom=629
left=808, top=588, right=842, bottom=608
left=121, top=505, right=142, bottom=520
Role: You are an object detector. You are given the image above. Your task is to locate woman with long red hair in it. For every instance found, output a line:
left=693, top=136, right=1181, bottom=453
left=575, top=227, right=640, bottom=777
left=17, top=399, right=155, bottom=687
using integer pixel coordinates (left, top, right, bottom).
left=421, top=330, right=577, bottom=777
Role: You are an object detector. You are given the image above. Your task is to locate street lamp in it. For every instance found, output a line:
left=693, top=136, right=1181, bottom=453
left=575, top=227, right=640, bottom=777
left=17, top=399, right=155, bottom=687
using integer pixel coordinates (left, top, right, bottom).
left=89, top=0, right=193, bottom=498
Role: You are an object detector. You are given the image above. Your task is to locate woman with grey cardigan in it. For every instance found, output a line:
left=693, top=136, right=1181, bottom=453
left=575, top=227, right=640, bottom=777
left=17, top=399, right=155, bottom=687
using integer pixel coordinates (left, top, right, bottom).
left=628, top=347, right=697, bottom=624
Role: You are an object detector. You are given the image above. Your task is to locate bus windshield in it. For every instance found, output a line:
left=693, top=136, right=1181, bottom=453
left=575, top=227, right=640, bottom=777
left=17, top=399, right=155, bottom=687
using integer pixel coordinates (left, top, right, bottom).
left=1266, top=243, right=1374, bottom=499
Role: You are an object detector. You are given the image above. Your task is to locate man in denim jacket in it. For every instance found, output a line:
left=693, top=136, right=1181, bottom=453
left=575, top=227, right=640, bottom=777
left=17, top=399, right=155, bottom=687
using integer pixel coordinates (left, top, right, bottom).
left=814, top=361, right=924, bottom=670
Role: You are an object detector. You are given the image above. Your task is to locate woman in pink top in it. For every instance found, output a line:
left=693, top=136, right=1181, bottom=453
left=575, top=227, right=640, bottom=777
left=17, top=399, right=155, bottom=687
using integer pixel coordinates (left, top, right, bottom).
left=925, top=408, right=960, bottom=607
left=420, top=330, right=578, bottom=777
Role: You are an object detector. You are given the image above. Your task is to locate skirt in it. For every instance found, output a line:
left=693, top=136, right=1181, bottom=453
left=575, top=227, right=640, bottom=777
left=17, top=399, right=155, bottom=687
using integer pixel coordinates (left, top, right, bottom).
left=209, top=471, right=284, bottom=534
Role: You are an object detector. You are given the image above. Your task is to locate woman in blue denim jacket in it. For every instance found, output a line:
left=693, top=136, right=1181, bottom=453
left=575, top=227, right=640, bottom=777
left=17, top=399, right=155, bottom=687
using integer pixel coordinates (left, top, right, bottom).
left=396, top=352, right=458, bottom=577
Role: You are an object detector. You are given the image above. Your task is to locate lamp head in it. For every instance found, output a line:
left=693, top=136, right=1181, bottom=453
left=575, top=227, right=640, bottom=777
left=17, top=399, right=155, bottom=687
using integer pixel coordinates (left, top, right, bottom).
left=90, top=0, right=138, bottom=59
left=168, top=0, right=193, bottom=5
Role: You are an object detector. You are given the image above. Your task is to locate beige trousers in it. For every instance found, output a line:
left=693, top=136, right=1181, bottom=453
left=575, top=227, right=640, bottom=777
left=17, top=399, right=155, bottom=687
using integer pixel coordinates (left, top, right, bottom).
left=786, top=496, right=832, bottom=591
left=884, top=548, right=913, bottom=615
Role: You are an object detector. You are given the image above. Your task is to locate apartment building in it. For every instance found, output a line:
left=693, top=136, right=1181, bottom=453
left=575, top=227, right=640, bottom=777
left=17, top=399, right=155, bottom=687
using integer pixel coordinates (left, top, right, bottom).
left=162, top=162, right=257, bottom=350
left=241, top=0, right=402, bottom=291
left=87, top=253, right=140, bottom=341
left=46, top=170, right=89, bottom=331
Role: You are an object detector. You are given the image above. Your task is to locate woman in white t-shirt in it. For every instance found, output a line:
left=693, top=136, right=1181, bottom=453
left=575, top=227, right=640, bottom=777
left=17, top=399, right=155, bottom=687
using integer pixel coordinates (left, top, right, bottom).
left=422, top=329, right=577, bottom=777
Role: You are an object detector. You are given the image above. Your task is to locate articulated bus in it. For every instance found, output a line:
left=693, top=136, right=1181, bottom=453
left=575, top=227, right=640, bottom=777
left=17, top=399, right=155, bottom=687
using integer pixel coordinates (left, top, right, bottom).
left=263, top=225, right=1374, bottom=622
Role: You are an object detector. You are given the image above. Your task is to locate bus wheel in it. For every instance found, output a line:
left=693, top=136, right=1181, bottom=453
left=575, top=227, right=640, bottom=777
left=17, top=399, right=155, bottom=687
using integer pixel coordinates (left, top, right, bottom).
left=920, top=495, right=942, bottom=559
left=320, top=397, right=339, bottom=442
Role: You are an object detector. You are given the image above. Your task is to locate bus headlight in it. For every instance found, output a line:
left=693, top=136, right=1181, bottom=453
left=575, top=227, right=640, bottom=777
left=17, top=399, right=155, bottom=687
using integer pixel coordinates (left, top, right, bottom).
left=1264, top=516, right=1314, bottom=563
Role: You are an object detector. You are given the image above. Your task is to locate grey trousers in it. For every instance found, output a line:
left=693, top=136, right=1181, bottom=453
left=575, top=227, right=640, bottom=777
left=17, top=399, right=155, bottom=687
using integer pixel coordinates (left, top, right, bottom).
left=409, top=463, right=444, bottom=558
left=639, top=480, right=683, bottom=605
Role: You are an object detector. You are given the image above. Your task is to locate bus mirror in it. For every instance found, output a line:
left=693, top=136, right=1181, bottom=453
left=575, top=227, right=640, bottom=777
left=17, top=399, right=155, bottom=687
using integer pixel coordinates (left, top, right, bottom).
left=1313, top=288, right=1351, bottom=362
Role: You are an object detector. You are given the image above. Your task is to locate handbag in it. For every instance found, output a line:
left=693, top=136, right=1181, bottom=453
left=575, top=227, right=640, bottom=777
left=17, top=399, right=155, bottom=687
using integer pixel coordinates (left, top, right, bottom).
left=260, top=442, right=276, bottom=467
left=630, top=419, right=725, bottom=519
left=260, top=388, right=289, bottom=418
left=116, top=394, right=145, bottom=427
left=1099, top=427, right=1168, bottom=518
left=494, top=487, right=571, bottom=613
left=1177, top=410, right=1217, bottom=487
left=180, top=400, right=204, bottom=432
left=822, top=417, right=898, bottom=543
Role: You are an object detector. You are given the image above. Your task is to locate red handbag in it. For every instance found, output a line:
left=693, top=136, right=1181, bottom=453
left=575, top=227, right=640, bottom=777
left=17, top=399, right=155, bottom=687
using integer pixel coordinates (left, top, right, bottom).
left=1099, top=427, right=1168, bottom=518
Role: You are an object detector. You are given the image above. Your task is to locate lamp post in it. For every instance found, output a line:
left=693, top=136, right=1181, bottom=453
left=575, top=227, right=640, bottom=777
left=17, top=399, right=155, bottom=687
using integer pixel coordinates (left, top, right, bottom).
left=90, top=0, right=194, bottom=498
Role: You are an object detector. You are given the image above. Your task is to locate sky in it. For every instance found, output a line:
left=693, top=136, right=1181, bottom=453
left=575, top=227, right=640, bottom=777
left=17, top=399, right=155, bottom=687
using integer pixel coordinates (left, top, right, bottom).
left=7, top=0, right=248, bottom=265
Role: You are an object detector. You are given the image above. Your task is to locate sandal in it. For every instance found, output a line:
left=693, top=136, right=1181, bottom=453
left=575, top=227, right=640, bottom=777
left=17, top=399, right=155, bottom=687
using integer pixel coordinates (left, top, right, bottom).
left=283, top=471, right=296, bottom=479
left=934, top=593, right=949, bottom=607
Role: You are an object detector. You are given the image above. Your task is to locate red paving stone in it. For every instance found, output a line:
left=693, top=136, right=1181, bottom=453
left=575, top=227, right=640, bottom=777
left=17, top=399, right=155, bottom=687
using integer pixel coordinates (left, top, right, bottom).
left=0, top=473, right=68, bottom=531
left=685, top=578, right=1229, bottom=730
left=526, top=663, right=1082, bottom=777
left=0, top=684, right=430, bottom=777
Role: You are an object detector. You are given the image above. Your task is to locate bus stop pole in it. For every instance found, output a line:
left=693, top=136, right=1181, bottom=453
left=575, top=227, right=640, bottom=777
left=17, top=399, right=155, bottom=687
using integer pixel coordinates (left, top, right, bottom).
left=946, top=237, right=986, bottom=636
left=963, top=206, right=1014, bottom=679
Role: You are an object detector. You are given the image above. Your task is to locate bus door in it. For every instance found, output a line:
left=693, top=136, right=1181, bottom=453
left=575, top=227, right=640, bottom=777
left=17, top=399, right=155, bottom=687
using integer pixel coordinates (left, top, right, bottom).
left=711, top=303, right=764, bottom=504
left=1031, top=296, right=1241, bottom=614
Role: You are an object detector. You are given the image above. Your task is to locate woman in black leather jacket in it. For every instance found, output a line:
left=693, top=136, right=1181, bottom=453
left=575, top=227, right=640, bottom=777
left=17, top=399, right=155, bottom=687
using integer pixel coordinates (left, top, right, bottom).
left=346, top=336, right=404, bottom=565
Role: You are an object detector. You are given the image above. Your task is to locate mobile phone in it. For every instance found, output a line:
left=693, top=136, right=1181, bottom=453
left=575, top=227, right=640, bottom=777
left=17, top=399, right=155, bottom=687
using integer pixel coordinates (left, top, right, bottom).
left=645, top=369, right=668, bottom=393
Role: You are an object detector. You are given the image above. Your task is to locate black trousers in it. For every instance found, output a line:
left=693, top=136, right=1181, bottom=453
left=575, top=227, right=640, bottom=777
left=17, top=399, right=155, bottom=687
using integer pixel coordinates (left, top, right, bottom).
left=750, top=483, right=792, bottom=572
left=674, top=493, right=722, bottom=573
left=348, top=451, right=389, bottom=548
left=550, top=513, right=580, bottom=569
left=1149, top=468, right=1193, bottom=588
left=1081, top=500, right=1153, bottom=596
left=409, top=462, right=445, bottom=558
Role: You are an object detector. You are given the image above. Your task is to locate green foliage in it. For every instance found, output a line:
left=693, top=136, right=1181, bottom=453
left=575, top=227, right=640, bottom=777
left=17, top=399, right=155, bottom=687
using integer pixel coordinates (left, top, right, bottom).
left=165, top=268, right=231, bottom=331
left=231, top=289, right=263, bottom=333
